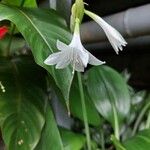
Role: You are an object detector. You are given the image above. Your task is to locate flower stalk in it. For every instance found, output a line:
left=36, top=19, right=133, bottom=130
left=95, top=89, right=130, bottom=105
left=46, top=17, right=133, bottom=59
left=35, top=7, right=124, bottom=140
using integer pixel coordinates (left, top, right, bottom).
left=77, top=72, right=91, bottom=150
left=70, top=0, right=84, bottom=32
left=132, top=101, right=150, bottom=136
left=112, top=105, right=120, bottom=140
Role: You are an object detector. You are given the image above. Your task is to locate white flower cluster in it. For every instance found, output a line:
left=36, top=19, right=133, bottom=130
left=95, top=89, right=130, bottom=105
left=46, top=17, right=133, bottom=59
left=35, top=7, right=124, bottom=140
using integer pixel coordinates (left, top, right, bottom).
left=44, top=8, right=127, bottom=72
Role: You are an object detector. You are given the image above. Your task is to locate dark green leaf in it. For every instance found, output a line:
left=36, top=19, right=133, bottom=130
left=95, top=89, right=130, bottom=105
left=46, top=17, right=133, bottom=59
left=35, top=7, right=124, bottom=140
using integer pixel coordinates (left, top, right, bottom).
left=60, top=128, right=85, bottom=150
left=70, top=75, right=102, bottom=126
left=2, top=0, right=37, bottom=7
left=111, top=135, right=126, bottom=150
left=0, top=57, right=46, bottom=150
left=123, top=129, right=150, bottom=150
left=0, top=4, right=73, bottom=100
left=86, top=66, right=130, bottom=128
left=35, top=104, right=64, bottom=150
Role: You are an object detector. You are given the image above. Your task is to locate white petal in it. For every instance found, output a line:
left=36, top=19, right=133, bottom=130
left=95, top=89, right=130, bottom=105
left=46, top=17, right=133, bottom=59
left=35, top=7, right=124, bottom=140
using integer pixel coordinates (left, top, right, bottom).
left=56, top=59, right=71, bottom=69
left=56, top=50, right=72, bottom=69
left=71, top=53, right=85, bottom=72
left=106, top=35, right=120, bottom=54
left=77, top=48, right=89, bottom=67
left=74, top=64, right=84, bottom=72
left=88, top=52, right=105, bottom=65
left=85, top=10, right=127, bottom=53
left=101, top=25, right=127, bottom=54
left=56, top=40, right=69, bottom=51
left=104, top=27, right=127, bottom=53
left=44, top=52, right=61, bottom=65
left=74, top=61, right=85, bottom=72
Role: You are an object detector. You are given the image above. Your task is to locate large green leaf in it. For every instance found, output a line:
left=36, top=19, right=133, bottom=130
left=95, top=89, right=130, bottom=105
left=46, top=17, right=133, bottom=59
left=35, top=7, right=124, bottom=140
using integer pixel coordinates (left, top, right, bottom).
left=0, top=57, right=46, bottom=150
left=70, top=75, right=102, bottom=126
left=60, top=128, right=85, bottom=150
left=86, top=66, right=130, bottom=128
left=0, top=4, right=73, bottom=100
left=2, top=0, right=37, bottom=7
left=123, top=129, right=150, bottom=150
left=35, top=104, right=64, bottom=150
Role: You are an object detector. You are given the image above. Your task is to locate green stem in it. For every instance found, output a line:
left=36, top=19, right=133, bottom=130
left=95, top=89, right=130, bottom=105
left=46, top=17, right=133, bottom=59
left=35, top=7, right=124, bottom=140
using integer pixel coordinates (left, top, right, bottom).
left=112, top=105, right=120, bottom=140
left=145, top=110, right=150, bottom=129
left=20, top=0, right=26, bottom=6
left=6, top=25, right=16, bottom=56
left=111, top=135, right=126, bottom=150
left=6, top=0, right=25, bottom=56
left=77, top=72, right=91, bottom=150
left=132, top=102, right=150, bottom=136
left=100, top=129, right=105, bottom=150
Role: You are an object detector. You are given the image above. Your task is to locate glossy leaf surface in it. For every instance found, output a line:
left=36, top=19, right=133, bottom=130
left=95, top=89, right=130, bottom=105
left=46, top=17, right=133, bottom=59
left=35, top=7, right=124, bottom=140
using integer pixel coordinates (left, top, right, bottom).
left=2, top=0, right=37, bottom=7
left=70, top=76, right=102, bottom=126
left=86, top=66, right=130, bottom=127
left=123, top=129, right=150, bottom=150
left=35, top=105, right=64, bottom=150
left=0, top=57, right=46, bottom=150
left=60, top=128, right=85, bottom=150
left=0, top=4, right=73, bottom=100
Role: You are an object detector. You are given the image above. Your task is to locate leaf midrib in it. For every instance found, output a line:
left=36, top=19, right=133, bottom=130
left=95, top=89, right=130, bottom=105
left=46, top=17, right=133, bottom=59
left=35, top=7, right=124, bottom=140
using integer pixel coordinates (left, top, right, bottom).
left=17, top=8, right=54, bottom=53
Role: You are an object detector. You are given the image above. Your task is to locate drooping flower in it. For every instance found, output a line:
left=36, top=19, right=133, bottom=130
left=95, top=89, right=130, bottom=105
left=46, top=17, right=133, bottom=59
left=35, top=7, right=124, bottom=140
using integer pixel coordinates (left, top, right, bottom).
left=44, top=18, right=105, bottom=72
left=0, top=26, right=8, bottom=39
left=84, top=10, right=127, bottom=54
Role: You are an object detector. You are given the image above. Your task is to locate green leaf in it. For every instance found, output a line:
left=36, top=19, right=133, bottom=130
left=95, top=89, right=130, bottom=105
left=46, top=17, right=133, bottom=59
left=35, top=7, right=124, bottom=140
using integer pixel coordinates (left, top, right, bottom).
left=70, top=75, right=102, bottom=126
left=86, top=66, right=130, bottom=128
left=35, top=104, right=64, bottom=150
left=111, top=135, right=126, bottom=150
left=123, top=129, right=150, bottom=150
left=0, top=4, right=73, bottom=100
left=0, top=57, right=46, bottom=150
left=2, top=0, right=37, bottom=7
left=60, top=128, right=85, bottom=150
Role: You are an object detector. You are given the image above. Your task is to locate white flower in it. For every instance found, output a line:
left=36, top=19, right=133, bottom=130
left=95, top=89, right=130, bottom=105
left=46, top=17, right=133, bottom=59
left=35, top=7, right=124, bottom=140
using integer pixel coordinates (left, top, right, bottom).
left=85, top=10, right=127, bottom=54
left=44, top=18, right=105, bottom=72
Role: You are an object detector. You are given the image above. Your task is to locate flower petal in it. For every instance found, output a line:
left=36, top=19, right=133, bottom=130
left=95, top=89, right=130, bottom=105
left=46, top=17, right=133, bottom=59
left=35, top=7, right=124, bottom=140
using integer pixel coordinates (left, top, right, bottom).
left=71, top=52, right=85, bottom=72
left=44, top=52, right=61, bottom=65
left=85, top=10, right=127, bottom=54
left=77, top=48, right=89, bottom=67
left=56, top=50, right=72, bottom=69
left=74, top=60, right=85, bottom=72
left=104, top=27, right=127, bottom=54
left=74, top=63, right=84, bottom=72
left=88, top=52, right=105, bottom=65
left=57, top=40, right=70, bottom=51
